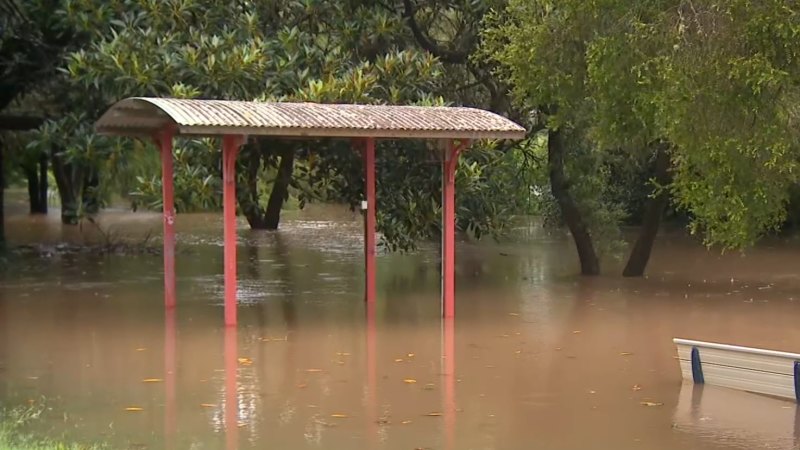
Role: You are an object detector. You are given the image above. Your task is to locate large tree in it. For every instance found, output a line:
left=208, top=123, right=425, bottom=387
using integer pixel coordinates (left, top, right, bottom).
left=484, top=0, right=800, bottom=275
left=11, top=0, right=532, bottom=251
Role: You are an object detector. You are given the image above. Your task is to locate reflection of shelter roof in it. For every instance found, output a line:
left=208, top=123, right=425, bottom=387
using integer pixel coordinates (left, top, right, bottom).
left=95, top=97, right=527, bottom=140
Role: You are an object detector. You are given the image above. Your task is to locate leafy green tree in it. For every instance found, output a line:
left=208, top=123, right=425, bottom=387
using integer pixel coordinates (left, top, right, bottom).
left=484, top=0, right=800, bottom=275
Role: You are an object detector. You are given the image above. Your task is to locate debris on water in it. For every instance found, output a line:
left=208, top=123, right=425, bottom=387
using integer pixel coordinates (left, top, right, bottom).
left=141, top=378, right=163, bottom=383
left=330, top=413, right=349, bottom=418
left=640, top=401, right=663, bottom=407
left=423, top=412, right=442, bottom=417
left=632, top=384, right=642, bottom=391
left=125, top=407, right=144, bottom=412
left=237, top=357, right=253, bottom=366
left=619, top=352, right=633, bottom=356
left=200, top=403, right=216, bottom=408
left=403, top=379, right=417, bottom=384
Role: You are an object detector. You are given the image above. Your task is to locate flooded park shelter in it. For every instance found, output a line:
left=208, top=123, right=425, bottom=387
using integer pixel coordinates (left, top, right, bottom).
left=94, top=97, right=526, bottom=325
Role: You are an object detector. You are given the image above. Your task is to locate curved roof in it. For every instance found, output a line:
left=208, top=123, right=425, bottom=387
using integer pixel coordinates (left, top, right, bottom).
left=95, top=97, right=526, bottom=140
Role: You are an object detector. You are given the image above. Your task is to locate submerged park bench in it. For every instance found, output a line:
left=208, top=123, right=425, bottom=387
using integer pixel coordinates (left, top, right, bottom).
left=674, top=338, right=800, bottom=402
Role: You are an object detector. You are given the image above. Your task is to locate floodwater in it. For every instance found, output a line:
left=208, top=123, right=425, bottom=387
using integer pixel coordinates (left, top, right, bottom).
left=1, top=199, right=800, bottom=449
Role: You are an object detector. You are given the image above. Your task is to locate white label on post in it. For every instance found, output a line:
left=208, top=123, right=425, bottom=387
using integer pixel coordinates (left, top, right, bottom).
left=361, top=200, right=368, bottom=211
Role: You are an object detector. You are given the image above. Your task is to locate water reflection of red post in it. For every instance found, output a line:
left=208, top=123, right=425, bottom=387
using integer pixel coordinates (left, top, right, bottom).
left=366, top=302, right=378, bottom=447
left=224, top=327, right=239, bottom=450
left=442, top=318, right=456, bottom=450
left=164, top=308, right=177, bottom=449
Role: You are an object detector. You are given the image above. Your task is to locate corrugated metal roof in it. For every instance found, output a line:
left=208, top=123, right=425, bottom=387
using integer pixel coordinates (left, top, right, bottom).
left=94, top=97, right=526, bottom=140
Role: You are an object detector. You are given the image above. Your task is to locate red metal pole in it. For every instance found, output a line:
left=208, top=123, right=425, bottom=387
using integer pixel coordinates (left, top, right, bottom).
left=363, top=138, right=377, bottom=304
left=158, top=130, right=176, bottom=309
left=222, top=135, right=243, bottom=327
left=224, top=326, right=239, bottom=450
left=441, top=141, right=460, bottom=318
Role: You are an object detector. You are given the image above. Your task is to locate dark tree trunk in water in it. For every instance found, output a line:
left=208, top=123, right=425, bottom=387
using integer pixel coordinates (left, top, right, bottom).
left=548, top=128, right=600, bottom=276
left=24, top=154, right=48, bottom=214
left=237, top=141, right=295, bottom=230
left=0, top=142, right=5, bottom=248
left=38, top=153, right=48, bottom=214
left=264, top=147, right=295, bottom=230
left=623, top=144, right=672, bottom=277
left=50, top=145, right=80, bottom=224
left=239, top=143, right=267, bottom=229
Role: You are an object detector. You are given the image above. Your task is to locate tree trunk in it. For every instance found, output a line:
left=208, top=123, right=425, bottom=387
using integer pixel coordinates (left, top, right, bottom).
left=264, top=147, right=295, bottom=230
left=25, top=163, right=41, bottom=214
left=38, top=153, right=48, bottom=214
left=548, top=128, right=600, bottom=276
left=0, top=141, right=5, bottom=249
left=623, top=144, right=672, bottom=277
left=82, top=170, right=100, bottom=215
left=238, top=143, right=268, bottom=229
left=24, top=153, right=48, bottom=215
left=50, top=145, right=80, bottom=224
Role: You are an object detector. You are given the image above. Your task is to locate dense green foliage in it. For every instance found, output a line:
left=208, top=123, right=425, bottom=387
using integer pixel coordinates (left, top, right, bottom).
left=485, top=0, right=800, bottom=251
left=3, top=0, right=534, bottom=251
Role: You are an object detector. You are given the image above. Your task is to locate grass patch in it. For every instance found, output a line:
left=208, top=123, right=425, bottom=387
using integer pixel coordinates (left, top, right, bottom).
left=0, top=404, right=102, bottom=450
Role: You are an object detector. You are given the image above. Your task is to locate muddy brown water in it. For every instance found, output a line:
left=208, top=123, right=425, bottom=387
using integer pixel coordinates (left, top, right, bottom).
left=1, top=201, right=800, bottom=449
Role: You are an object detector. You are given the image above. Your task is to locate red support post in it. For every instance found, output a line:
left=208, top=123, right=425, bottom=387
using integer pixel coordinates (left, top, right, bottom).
left=222, top=135, right=244, bottom=327
left=363, top=138, right=377, bottom=304
left=441, top=140, right=464, bottom=318
left=157, top=130, right=177, bottom=309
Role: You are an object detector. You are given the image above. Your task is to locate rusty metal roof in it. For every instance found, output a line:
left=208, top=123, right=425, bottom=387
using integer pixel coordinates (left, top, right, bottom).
left=94, top=97, right=526, bottom=140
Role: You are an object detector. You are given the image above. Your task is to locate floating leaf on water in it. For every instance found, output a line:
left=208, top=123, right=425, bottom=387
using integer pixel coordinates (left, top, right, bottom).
left=125, top=407, right=144, bottom=412
left=424, top=412, right=442, bottom=417
left=237, top=422, right=247, bottom=427
left=200, top=403, right=216, bottom=408
left=394, top=358, right=404, bottom=363
left=336, top=352, right=351, bottom=356
left=305, top=368, right=323, bottom=373
left=336, top=360, right=346, bottom=365
left=423, top=384, right=436, bottom=390
left=632, top=384, right=642, bottom=391
left=26, top=376, right=39, bottom=380
left=572, top=330, right=582, bottom=334
left=515, top=350, right=522, bottom=354
left=376, top=418, right=391, bottom=425
left=237, top=357, right=253, bottom=366
left=640, top=401, right=663, bottom=407
left=508, top=313, right=519, bottom=316
left=330, top=413, right=349, bottom=418
left=296, top=383, right=308, bottom=389
left=401, top=420, right=413, bottom=424
left=141, top=378, right=163, bottom=383
left=407, top=353, right=415, bottom=358
left=589, top=390, right=597, bottom=395
left=403, top=379, right=417, bottom=384
left=619, top=352, right=633, bottom=356
left=135, top=348, right=147, bottom=352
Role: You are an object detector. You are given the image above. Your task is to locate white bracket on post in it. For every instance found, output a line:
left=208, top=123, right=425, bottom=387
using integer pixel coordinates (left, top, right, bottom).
left=361, top=200, right=368, bottom=211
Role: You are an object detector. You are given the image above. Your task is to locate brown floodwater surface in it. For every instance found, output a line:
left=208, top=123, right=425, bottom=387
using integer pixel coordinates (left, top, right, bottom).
left=1, top=203, right=800, bottom=449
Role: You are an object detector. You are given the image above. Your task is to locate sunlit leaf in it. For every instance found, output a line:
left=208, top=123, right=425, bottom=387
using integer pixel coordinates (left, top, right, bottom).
left=330, top=413, right=349, bottom=418
left=142, top=378, right=163, bottom=383
left=125, top=407, right=144, bottom=412
left=403, top=379, right=417, bottom=384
